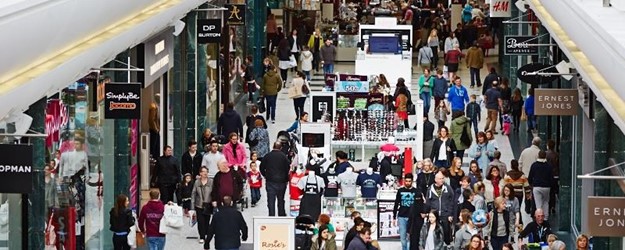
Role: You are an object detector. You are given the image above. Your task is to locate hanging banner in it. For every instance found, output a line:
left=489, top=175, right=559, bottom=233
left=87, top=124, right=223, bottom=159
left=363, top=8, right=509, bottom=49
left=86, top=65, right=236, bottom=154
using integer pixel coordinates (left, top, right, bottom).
left=197, top=19, right=222, bottom=44
left=0, top=144, right=33, bottom=193
left=225, top=4, right=246, bottom=26
left=534, top=89, right=578, bottom=116
left=505, top=36, right=538, bottom=55
left=104, top=83, right=141, bottom=119
left=336, top=74, right=369, bottom=93
left=587, top=196, right=625, bottom=237
left=490, top=0, right=512, bottom=17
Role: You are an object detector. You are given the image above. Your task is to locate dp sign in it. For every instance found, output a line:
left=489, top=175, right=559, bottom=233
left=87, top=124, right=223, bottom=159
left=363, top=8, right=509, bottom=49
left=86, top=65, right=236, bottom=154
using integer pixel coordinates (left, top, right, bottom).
left=197, top=19, right=222, bottom=44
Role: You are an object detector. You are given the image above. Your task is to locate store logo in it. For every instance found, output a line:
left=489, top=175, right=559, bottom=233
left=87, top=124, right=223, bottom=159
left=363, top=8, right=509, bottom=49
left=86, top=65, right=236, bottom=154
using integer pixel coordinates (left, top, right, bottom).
left=534, top=89, right=578, bottom=116
left=225, top=4, right=246, bottom=26
left=0, top=165, right=31, bottom=173
left=104, top=83, right=141, bottom=119
left=0, top=144, right=33, bottom=193
left=106, top=92, right=140, bottom=101
left=504, top=36, right=538, bottom=55
left=588, top=196, right=625, bottom=237
left=197, top=19, right=222, bottom=44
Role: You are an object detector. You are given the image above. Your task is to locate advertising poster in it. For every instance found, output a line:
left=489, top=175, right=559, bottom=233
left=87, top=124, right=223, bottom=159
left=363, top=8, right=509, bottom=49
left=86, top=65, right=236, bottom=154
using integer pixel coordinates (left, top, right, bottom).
left=254, top=217, right=295, bottom=250
left=377, top=200, right=400, bottom=240
left=336, top=74, right=369, bottom=93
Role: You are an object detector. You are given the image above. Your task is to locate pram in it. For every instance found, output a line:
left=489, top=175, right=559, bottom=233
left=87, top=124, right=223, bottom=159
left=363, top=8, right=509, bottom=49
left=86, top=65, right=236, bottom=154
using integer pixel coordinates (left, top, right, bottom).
left=235, top=166, right=249, bottom=211
left=294, top=214, right=315, bottom=250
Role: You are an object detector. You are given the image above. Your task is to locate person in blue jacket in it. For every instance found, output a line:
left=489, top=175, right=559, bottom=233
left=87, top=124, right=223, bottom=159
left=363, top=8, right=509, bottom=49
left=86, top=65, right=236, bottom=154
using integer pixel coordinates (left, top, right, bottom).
left=524, top=88, right=535, bottom=132
left=462, top=3, right=473, bottom=24
left=448, top=77, right=470, bottom=112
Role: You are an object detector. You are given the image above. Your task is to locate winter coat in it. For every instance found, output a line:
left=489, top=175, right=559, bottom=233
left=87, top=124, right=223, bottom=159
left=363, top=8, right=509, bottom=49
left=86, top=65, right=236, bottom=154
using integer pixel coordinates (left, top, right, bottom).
left=432, top=76, right=448, bottom=98
left=300, top=51, right=314, bottom=71
left=310, top=236, right=338, bottom=250
left=419, top=223, right=445, bottom=250
left=319, top=44, right=337, bottom=64
left=181, top=151, right=203, bottom=177
left=462, top=5, right=473, bottom=23
left=465, top=46, right=484, bottom=69
left=518, top=145, right=540, bottom=176
left=426, top=183, right=456, bottom=217
left=245, top=114, right=267, bottom=144
left=109, top=208, right=134, bottom=233
left=217, top=109, right=244, bottom=138
left=248, top=127, right=271, bottom=158
left=155, top=155, right=180, bottom=185
left=483, top=177, right=505, bottom=203
left=222, top=142, right=247, bottom=167
left=467, top=142, right=496, bottom=172
left=260, top=149, right=291, bottom=183
left=206, top=206, right=248, bottom=249
left=430, top=137, right=457, bottom=166
left=262, top=70, right=282, bottom=96
left=191, top=178, right=213, bottom=209
left=450, top=116, right=472, bottom=150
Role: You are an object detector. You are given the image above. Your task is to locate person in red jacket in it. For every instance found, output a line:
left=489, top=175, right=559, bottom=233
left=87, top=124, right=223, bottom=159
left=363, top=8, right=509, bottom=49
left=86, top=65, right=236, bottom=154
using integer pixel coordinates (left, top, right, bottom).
left=138, top=190, right=166, bottom=250
left=247, top=162, right=263, bottom=207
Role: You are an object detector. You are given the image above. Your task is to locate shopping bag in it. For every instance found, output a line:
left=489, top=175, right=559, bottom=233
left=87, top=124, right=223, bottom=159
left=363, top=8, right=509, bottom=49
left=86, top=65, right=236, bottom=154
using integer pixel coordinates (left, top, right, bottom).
left=164, top=204, right=184, bottom=228
left=136, top=231, right=146, bottom=247
left=289, top=55, right=297, bottom=68
left=159, top=217, right=168, bottom=234
left=127, top=225, right=137, bottom=248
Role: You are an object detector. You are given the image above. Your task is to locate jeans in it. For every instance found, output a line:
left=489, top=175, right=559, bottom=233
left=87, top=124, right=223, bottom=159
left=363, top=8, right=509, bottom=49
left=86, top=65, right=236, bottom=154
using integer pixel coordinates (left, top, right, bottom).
left=323, top=63, right=334, bottom=75
left=434, top=160, right=448, bottom=168
left=527, top=114, right=536, bottom=130
left=398, top=216, right=410, bottom=250
left=265, top=95, right=277, bottom=121
left=195, top=208, right=212, bottom=240
left=291, top=52, right=300, bottom=71
left=303, top=70, right=311, bottom=81
left=266, top=181, right=287, bottom=216
left=313, top=52, right=321, bottom=72
left=439, top=216, right=453, bottom=245
left=147, top=237, right=166, bottom=250
left=469, top=67, right=481, bottom=87
left=420, top=92, right=431, bottom=114
left=113, top=234, right=130, bottom=250
left=533, top=187, right=551, bottom=220
left=293, top=97, right=306, bottom=119
left=250, top=188, right=261, bottom=204
left=471, top=117, right=479, bottom=136
left=456, top=150, right=465, bottom=160
left=490, top=235, right=508, bottom=250
left=485, top=109, right=498, bottom=132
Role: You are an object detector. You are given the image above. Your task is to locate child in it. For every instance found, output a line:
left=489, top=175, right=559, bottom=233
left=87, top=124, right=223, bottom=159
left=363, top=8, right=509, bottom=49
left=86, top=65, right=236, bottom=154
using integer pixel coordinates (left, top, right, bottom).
left=247, top=162, right=262, bottom=207
left=177, top=173, right=194, bottom=215
left=434, top=100, right=450, bottom=129
left=300, top=46, right=313, bottom=81
left=465, top=94, right=481, bottom=136
left=502, top=113, right=512, bottom=135
left=248, top=151, right=261, bottom=170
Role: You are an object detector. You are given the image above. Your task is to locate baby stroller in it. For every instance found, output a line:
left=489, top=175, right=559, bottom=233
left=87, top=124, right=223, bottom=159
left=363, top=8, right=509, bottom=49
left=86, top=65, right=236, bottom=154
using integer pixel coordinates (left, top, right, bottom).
left=295, top=214, right=315, bottom=250
left=235, top=166, right=249, bottom=211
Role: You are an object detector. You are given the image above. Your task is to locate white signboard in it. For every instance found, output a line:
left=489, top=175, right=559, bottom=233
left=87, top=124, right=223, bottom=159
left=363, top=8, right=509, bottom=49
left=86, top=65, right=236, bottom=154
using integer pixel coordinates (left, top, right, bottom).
left=253, top=216, right=295, bottom=250
left=490, top=0, right=512, bottom=17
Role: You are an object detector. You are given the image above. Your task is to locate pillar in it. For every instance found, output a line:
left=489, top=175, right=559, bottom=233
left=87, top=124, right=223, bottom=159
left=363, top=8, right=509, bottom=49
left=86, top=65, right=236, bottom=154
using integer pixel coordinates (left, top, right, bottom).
left=26, top=97, right=46, bottom=249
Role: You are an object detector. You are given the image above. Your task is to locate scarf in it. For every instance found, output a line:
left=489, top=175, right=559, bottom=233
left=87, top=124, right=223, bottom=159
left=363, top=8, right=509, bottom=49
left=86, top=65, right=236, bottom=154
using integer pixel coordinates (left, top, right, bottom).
left=492, top=176, right=500, bottom=197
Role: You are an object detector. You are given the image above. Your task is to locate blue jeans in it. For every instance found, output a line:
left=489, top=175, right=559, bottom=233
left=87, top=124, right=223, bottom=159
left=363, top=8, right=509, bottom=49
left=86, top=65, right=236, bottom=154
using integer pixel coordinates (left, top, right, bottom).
left=323, top=63, right=334, bottom=75
left=471, top=117, right=479, bottom=136
left=251, top=188, right=261, bottom=204
left=398, top=216, right=410, bottom=250
left=490, top=235, right=508, bottom=250
left=303, top=70, right=311, bottom=81
left=147, top=237, right=166, bottom=250
left=420, top=92, right=431, bottom=114
left=217, top=248, right=239, bottom=250
left=265, top=95, right=277, bottom=121
left=470, top=67, right=481, bottom=87
left=527, top=114, right=536, bottom=130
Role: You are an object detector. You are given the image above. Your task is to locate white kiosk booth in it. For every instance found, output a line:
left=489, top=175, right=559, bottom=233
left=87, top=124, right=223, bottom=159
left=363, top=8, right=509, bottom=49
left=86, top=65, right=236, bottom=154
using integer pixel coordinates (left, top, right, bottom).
left=355, top=17, right=413, bottom=89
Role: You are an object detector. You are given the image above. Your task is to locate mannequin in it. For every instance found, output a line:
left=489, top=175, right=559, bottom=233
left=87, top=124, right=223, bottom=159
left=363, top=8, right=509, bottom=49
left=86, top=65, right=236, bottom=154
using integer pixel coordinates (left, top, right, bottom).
left=298, top=170, right=325, bottom=220
left=149, top=94, right=160, bottom=158
left=321, top=164, right=339, bottom=197
left=338, top=166, right=358, bottom=199
left=356, top=167, right=382, bottom=198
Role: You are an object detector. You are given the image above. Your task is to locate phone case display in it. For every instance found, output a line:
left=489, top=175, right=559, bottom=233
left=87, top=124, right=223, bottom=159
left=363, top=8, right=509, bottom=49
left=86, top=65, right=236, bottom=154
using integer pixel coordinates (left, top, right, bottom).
left=377, top=200, right=400, bottom=240
left=333, top=109, right=397, bottom=141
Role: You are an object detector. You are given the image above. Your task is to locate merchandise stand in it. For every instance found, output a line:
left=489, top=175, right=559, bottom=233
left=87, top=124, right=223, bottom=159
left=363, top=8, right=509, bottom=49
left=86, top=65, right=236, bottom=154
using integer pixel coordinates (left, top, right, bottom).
left=322, top=196, right=379, bottom=247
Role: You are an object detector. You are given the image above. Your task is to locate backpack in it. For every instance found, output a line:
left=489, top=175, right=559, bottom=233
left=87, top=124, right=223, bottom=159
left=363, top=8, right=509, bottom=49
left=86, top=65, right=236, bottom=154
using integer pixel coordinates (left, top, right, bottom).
left=460, top=124, right=472, bottom=146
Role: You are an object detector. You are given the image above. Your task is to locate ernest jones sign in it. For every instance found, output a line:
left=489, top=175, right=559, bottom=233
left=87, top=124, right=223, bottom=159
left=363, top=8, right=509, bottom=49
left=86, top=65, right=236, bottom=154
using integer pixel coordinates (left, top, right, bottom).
left=534, top=89, right=578, bottom=116
left=587, top=196, right=625, bottom=237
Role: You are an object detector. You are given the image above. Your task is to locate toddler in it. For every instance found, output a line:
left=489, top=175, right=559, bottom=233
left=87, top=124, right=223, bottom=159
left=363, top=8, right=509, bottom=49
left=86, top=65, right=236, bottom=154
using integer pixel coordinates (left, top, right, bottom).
left=177, top=173, right=194, bottom=215
left=247, top=162, right=262, bottom=207
left=502, top=113, right=512, bottom=135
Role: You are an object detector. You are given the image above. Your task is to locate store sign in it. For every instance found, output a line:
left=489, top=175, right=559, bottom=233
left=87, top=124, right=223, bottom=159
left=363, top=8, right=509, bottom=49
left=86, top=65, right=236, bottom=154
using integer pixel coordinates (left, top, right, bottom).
left=587, top=196, right=625, bottom=237
left=336, top=74, right=369, bottom=93
left=144, top=28, right=174, bottom=85
left=226, top=4, right=246, bottom=26
left=535, top=89, right=578, bottom=116
left=516, top=63, right=559, bottom=85
left=311, top=95, right=334, bottom=122
left=197, top=19, right=222, bottom=44
left=490, top=0, right=511, bottom=17
left=505, top=36, right=538, bottom=55
left=253, top=217, right=295, bottom=250
left=104, top=83, right=141, bottom=119
left=0, top=144, right=33, bottom=193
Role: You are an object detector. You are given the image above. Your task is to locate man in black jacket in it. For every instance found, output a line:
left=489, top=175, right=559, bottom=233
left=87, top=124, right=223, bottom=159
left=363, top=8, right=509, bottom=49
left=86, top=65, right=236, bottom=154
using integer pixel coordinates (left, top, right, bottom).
left=528, top=151, right=554, bottom=221
left=217, top=102, right=244, bottom=142
left=181, top=140, right=203, bottom=177
left=482, top=67, right=500, bottom=95
left=519, top=209, right=552, bottom=245
left=206, top=196, right=248, bottom=250
left=155, top=146, right=180, bottom=204
left=260, top=142, right=291, bottom=216
left=426, top=171, right=456, bottom=245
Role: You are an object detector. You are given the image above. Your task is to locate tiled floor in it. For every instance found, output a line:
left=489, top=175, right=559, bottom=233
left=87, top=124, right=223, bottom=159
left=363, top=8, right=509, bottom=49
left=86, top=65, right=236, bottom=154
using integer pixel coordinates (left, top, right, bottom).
left=144, top=51, right=534, bottom=250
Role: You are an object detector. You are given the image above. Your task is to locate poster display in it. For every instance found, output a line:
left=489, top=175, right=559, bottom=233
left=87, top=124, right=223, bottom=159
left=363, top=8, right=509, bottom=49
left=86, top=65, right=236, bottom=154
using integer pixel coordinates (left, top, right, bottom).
left=377, top=200, right=400, bottom=240
left=253, top=217, right=295, bottom=250
left=335, top=74, right=369, bottom=93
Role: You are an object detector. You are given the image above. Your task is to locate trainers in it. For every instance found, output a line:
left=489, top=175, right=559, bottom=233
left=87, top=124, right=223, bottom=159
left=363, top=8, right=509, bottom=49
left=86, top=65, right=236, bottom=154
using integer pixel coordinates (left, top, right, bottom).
left=199, top=239, right=205, bottom=244
left=272, top=120, right=275, bottom=124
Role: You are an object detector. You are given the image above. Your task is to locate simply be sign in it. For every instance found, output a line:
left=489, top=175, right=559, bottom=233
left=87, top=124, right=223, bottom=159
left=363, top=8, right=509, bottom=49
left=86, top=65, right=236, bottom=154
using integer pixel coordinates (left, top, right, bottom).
left=490, top=0, right=512, bottom=17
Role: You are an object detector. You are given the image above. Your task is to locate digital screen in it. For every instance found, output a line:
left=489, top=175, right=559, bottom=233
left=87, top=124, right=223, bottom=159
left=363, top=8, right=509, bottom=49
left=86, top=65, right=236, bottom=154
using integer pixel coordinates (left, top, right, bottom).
left=369, top=35, right=400, bottom=54
left=302, top=133, right=325, bottom=147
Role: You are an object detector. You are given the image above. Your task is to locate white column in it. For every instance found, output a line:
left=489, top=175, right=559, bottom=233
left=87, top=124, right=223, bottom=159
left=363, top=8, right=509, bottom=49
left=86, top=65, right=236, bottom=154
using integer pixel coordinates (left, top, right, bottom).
left=415, top=100, right=424, bottom=161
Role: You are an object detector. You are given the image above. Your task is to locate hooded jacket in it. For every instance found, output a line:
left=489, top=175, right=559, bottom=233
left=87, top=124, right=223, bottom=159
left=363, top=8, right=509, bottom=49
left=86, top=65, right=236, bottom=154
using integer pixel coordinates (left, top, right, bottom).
left=504, top=170, right=531, bottom=199
left=217, top=109, right=244, bottom=138
left=450, top=116, right=472, bottom=150
left=262, top=70, right=282, bottom=96
left=300, top=50, right=314, bottom=71
left=138, top=200, right=165, bottom=237
left=465, top=46, right=484, bottom=69
left=432, top=75, right=448, bottom=98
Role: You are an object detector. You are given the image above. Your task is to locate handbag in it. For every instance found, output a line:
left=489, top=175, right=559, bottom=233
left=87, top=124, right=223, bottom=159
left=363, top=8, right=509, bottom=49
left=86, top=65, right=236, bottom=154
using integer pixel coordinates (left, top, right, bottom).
left=407, top=98, right=416, bottom=115
left=136, top=231, right=146, bottom=247
left=521, top=109, right=528, bottom=121
left=302, top=83, right=310, bottom=95
left=257, top=97, right=266, bottom=113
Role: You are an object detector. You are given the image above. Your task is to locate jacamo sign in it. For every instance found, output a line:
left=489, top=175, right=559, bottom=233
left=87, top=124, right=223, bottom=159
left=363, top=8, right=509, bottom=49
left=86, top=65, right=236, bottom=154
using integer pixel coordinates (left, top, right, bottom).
left=587, top=196, right=625, bottom=237
left=104, top=83, right=141, bottom=119
left=534, top=89, right=578, bottom=116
